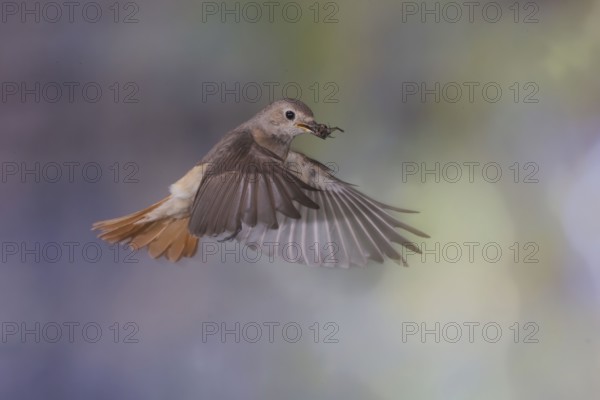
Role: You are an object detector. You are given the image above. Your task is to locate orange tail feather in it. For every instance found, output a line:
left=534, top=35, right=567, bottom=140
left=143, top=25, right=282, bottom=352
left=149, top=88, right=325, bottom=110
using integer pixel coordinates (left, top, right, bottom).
left=92, top=197, right=198, bottom=262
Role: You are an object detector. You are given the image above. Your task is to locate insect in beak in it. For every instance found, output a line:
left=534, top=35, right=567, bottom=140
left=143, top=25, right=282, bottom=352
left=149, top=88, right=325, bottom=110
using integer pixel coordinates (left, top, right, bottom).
left=296, top=122, right=344, bottom=139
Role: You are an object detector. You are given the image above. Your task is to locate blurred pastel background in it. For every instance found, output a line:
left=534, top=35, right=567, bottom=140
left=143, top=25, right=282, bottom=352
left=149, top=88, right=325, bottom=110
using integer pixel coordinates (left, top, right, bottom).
left=1, top=0, right=599, bottom=398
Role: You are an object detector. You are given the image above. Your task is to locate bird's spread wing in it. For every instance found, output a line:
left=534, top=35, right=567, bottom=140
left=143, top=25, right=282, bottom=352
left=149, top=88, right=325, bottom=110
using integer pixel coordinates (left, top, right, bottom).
left=188, top=132, right=319, bottom=238
left=233, top=151, right=430, bottom=267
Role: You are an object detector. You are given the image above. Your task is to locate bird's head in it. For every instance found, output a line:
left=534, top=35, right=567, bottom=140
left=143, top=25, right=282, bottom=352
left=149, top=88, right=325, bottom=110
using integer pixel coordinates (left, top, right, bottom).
left=256, top=98, right=343, bottom=140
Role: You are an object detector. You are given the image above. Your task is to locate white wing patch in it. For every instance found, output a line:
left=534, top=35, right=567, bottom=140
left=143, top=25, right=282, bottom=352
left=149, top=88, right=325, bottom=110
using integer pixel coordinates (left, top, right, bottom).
left=141, top=164, right=205, bottom=223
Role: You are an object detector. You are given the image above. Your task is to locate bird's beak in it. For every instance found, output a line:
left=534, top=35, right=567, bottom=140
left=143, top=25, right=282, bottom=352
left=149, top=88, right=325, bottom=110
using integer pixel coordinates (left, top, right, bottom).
left=296, top=121, right=344, bottom=140
left=296, top=121, right=319, bottom=134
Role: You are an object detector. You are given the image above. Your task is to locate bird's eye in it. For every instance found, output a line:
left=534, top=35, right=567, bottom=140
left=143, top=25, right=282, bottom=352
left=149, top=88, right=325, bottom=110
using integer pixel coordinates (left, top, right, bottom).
left=285, top=111, right=295, bottom=120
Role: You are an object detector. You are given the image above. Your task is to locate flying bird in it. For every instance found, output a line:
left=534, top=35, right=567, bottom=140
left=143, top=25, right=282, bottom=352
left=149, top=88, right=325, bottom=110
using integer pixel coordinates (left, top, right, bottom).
left=93, top=99, right=429, bottom=267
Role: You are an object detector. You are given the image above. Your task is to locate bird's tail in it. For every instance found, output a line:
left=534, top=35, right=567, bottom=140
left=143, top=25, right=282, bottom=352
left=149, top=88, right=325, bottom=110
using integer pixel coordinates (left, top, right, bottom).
left=92, top=197, right=199, bottom=262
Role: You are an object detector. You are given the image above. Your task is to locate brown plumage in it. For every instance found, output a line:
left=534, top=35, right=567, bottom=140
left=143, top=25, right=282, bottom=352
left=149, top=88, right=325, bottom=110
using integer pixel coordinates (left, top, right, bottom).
left=92, top=99, right=429, bottom=267
left=92, top=197, right=198, bottom=262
